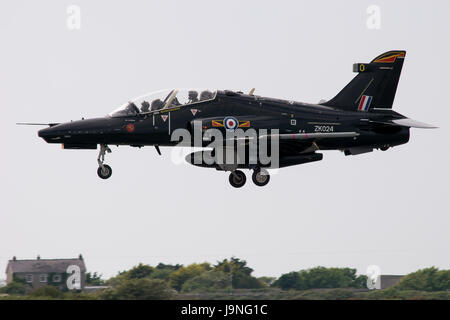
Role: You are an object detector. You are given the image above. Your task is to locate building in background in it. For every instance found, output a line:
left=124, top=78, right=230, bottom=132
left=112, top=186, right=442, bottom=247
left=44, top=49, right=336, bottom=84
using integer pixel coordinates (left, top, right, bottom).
left=5, top=255, right=86, bottom=291
left=379, top=275, right=404, bottom=289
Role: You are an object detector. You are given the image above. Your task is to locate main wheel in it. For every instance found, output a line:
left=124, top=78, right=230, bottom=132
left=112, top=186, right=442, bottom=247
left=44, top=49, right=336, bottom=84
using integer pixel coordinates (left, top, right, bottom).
left=97, top=164, right=112, bottom=179
left=229, top=170, right=246, bottom=188
left=380, top=145, right=390, bottom=151
left=252, top=168, right=270, bottom=187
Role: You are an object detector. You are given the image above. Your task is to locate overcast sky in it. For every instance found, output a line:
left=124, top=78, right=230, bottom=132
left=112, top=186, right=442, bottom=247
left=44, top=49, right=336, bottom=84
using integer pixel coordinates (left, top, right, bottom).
left=0, top=0, right=449, bottom=279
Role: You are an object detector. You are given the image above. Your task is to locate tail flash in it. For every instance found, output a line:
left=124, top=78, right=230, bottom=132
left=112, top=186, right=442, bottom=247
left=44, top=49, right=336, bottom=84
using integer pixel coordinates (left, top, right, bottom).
left=357, top=95, right=373, bottom=111
left=321, top=51, right=406, bottom=111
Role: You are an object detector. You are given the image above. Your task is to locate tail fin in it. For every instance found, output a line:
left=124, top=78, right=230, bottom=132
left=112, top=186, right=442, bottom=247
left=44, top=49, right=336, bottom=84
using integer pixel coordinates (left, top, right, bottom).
left=321, top=50, right=406, bottom=111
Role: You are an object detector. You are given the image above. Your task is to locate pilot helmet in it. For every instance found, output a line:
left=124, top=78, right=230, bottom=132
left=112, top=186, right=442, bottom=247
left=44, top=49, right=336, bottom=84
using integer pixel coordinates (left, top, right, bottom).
left=188, top=90, right=198, bottom=100
left=140, top=101, right=150, bottom=112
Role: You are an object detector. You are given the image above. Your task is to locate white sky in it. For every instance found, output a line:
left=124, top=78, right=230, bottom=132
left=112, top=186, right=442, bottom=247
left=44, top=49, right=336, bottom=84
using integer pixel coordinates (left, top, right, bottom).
left=0, top=0, right=449, bottom=279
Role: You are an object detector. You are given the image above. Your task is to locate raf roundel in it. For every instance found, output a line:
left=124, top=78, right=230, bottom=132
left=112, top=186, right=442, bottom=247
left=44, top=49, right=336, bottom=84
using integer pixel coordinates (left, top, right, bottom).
left=224, top=116, right=238, bottom=131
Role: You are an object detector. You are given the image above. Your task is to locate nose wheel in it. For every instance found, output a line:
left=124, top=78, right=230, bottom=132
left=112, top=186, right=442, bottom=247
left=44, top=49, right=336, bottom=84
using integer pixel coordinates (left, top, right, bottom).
left=97, top=164, right=112, bottom=179
left=229, top=170, right=246, bottom=188
left=252, top=168, right=270, bottom=187
left=97, top=144, right=112, bottom=179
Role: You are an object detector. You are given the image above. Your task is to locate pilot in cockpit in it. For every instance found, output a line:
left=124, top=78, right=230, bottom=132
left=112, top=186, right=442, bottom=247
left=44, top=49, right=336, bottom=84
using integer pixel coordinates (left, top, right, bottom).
left=140, top=101, right=150, bottom=113
left=151, top=99, right=164, bottom=111
left=188, top=90, right=199, bottom=103
left=199, top=90, right=213, bottom=101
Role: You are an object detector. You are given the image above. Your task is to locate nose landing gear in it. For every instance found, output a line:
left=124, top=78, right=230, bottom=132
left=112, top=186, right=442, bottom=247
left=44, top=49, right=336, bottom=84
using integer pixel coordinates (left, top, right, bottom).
left=97, top=144, right=112, bottom=179
left=97, top=164, right=112, bottom=179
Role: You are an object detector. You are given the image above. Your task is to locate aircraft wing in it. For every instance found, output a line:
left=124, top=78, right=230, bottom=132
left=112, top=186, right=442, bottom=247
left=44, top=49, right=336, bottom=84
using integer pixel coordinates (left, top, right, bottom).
left=202, top=131, right=359, bottom=142
left=260, top=132, right=360, bottom=140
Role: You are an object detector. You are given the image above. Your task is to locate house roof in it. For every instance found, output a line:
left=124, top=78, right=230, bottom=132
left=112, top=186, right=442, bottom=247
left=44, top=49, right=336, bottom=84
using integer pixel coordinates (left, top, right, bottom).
left=380, top=275, right=404, bottom=289
left=6, top=258, right=86, bottom=274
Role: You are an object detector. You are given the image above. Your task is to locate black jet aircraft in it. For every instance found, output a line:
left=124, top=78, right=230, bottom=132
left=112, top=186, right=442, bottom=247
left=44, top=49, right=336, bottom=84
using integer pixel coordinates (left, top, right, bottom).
left=30, top=50, right=435, bottom=188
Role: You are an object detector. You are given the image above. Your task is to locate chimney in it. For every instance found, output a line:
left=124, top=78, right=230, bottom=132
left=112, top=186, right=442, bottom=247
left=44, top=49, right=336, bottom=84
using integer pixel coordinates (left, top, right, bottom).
left=79, top=254, right=83, bottom=260
left=37, top=255, right=41, bottom=260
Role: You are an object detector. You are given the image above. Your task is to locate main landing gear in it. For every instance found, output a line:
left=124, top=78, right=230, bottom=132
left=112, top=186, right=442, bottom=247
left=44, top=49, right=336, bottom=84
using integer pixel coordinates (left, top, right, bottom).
left=97, top=144, right=112, bottom=179
left=228, top=167, right=271, bottom=188
left=229, top=170, right=246, bottom=188
left=252, top=168, right=270, bottom=187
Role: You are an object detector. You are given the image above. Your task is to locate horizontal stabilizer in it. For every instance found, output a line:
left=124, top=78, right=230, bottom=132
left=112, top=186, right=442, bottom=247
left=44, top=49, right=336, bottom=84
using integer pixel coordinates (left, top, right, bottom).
left=391, top=118, right=437, bottom=129
left=361, top=118, right=437, bottom=129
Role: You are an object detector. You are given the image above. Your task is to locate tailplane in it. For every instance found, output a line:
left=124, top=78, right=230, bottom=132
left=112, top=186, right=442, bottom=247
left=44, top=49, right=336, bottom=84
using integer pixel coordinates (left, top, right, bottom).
left=321, top=50, right=406, bottom=111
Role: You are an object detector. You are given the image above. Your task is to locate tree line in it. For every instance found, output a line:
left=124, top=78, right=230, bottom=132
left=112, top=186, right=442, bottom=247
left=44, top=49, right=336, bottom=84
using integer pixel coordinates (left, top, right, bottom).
left=0, top=258, right=449, bottom=300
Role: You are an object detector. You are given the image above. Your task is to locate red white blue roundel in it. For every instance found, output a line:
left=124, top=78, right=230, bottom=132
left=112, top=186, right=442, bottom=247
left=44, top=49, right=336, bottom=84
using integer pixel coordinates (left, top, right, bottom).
left=224, top=116, right=238, bottom=131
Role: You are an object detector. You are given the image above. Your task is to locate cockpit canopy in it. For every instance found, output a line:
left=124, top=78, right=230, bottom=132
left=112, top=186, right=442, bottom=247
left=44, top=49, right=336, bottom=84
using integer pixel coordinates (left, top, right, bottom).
left=109, top=89, right=217, bottom=118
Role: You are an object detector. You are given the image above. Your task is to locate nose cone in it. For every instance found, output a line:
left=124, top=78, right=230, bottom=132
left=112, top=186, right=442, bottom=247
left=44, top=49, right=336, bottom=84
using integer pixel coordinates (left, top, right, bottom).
left=38, top=126, right=59, bottom=142
left=38, top=117, right=116, bottom=145
left=38, top=126, right=52, bottom=137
